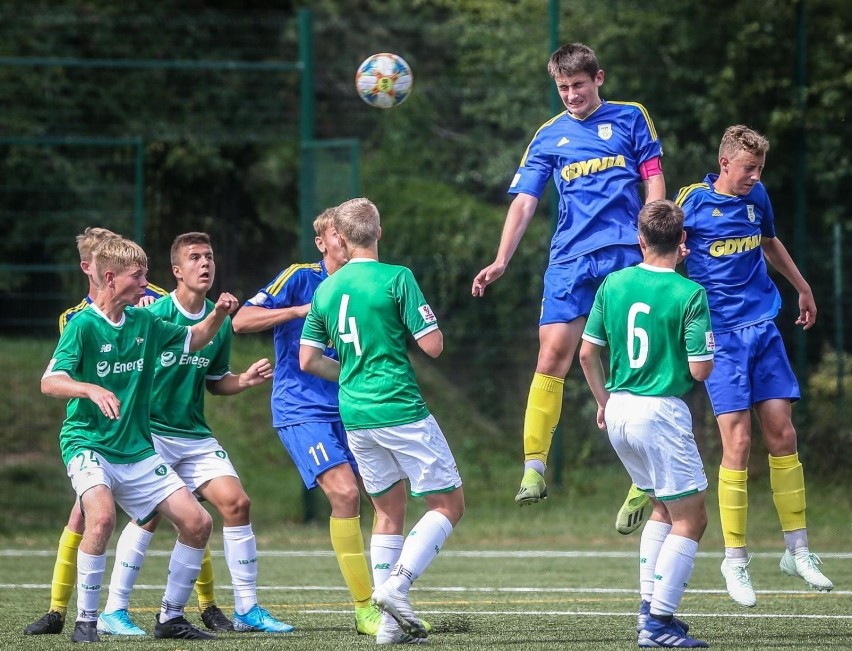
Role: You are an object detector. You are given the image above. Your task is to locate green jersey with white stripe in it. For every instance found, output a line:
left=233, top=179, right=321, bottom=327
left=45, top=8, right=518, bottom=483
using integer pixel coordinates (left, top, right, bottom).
left=301, top=258, right=437, bottom=429
left=45, top=304, right=191, bottom=465
left=582, top=263, right=714, bottom=397
left=146, top=293, right=232, bottom=439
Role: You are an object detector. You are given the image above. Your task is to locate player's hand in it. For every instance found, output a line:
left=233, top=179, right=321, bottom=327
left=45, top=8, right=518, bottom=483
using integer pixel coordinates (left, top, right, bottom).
left=595, top=405, right=607, bottom=430
left=135, top=295, right=157, bottom=307
left=471, top=262, right=506, bottom=297
left=87, top=385, right=121, bottom=420
left=214, top=292, right=239, bottom=316
left=240, top=357, right=273, bottom=388
left=796, top=290, right=817, bottom=330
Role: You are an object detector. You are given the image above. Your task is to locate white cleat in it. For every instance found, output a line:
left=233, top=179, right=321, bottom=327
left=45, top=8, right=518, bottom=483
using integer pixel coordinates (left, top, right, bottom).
left=376, top=612, right=428, bottom=645
left=780, top=549, right=834, bottom=591
left=721, top=557, right=757, bottom=608
left=372, top=583, right=428, bottom=640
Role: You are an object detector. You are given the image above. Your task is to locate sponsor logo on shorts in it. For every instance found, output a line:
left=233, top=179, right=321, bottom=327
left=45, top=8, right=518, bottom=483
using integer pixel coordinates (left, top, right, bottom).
left=155, top=464, right=168, bottom=477
left=215, top=450, right=227, bottom=459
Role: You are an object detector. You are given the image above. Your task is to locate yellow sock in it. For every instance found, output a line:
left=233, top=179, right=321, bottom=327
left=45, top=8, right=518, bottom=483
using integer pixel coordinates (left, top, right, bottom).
left=330, top=516, right=372, bottom=608
left=195, top=546, right=216, bottom=611
left=522, top=373, right=564, bottom=463
left=718, top=466, right=749, bottom=549
left=770, top=453, right=807, bottom=532
left=49, top=527, right=83, bottom=615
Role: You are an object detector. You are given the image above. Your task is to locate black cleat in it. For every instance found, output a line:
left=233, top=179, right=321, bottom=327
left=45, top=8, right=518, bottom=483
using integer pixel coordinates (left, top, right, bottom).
left=154, top=615, right=216, bottom=640
left=71, top=620, right=100, bottom=643
left=201, top=604, right=234, bottom=631
left=24, top=610, right=65, bottom=635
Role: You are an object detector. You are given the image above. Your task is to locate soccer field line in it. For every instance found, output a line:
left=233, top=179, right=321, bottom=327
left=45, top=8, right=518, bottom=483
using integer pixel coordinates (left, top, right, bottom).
left=4, top=549, right=852, bottom=559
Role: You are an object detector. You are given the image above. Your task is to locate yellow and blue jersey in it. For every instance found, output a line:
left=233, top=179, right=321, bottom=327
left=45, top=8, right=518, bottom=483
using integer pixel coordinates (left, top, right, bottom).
left=57, top=282, right=168, bottom=334
left=243, top=261, right=339, bottom=427
left=510, top=99, right=662, bottom=265
left=675, top=175, right=780, bottom=333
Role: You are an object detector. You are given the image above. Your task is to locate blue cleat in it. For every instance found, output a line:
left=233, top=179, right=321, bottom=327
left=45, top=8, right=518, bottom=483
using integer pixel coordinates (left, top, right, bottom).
left=97, top=609, right=145, bottom=636
left=638, top=617, right=708, bottom=648
left=636, top=600, right=690, bottom=634
left=233, top=604, right=294, bottom=633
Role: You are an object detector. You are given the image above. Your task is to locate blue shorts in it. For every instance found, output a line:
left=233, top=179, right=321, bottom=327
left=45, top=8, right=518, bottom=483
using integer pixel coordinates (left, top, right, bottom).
left=541, top=245, right=641, bottom=325
left=276, top=421, right=359, bottom=489
left=704, top=320, right=800, bottom=416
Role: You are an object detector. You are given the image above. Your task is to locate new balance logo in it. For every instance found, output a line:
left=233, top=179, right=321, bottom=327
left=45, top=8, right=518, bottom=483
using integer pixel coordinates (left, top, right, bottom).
left=712, top=208, right=724, bottom=217
left=100, top=344, right=112, bottom=353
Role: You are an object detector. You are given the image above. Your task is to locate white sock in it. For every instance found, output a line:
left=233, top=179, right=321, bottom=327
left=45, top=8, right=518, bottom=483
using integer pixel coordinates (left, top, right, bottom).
left=224, top=524, right=258, bottom=615
left=784, top=528, right=809, bottom=553
left=370, top=534, right=404, bottom=588
left=159, top=541, right=204, bottom=623
left=725, top=547, right=749, bottom=562
left=76, top=551, right=107, bottom=622
left=639, top=520, right=671, bottom=602
left=388, top=511, right=453, bottom=594
left=650, top=534, right=699, bottom=617
left=104, top=523, right=154, bottom=613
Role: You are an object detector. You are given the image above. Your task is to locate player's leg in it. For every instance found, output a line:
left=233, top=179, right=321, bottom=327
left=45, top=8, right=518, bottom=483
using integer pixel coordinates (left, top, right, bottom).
left=23, top=501, right=84, bottom=635
left=755, top=398, right=833, bottom=592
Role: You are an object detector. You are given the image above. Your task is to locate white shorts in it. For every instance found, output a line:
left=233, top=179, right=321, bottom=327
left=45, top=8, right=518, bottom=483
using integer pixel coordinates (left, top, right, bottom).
left=66, top=450, right=186, bottom=521
left=346, top=415, right=462, bottom=497
left=152, top=434, right=238, bottom=493
left=604, top=392, right=708, bottom=501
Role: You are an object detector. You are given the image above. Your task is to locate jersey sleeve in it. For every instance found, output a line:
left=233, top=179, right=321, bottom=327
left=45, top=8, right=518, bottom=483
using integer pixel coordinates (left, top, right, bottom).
left=581, top=280, right=608, bottom=346
left=206, top=315, right=233, bottom=379
left=627, top=103, right=663, bottom=165
left=757, top=184, right=777, bottom=238
left=508, top=119, right=558, bottom=199
left=300, top=301, right=329, bottom=349
left=394, top=267, right=439, bottom=339
left=684, top=287, right=715, bottom=361
left=43, top=319, right=84, bottom=378
left=151, top=312, right=192, bottom=353
left=245, top=265, right=309, bottom=309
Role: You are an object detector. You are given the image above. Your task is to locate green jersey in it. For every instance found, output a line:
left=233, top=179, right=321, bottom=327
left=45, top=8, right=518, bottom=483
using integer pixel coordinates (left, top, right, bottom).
left=582, top=263, right=714, bottom=397
left=301, top=258, right=436, bottom=429
left=146, top=293, right=232, bottom=440
left=45, top=303, right=191, bottom=465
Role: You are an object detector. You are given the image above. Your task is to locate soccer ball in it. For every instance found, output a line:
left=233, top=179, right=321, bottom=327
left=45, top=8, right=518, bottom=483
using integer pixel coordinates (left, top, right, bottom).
left=355, top=53, right=413, bottom=109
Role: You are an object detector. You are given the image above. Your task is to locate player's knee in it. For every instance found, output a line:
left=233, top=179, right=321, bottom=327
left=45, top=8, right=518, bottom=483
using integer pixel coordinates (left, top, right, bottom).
left=181, top=506, right=213, bottom=544
left=326, top=483, right=360, bottom=515
left=222, top=492, right=251, bottom=522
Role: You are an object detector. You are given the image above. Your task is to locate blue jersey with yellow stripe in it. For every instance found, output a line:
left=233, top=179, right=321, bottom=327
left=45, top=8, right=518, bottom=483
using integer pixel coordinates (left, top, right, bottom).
left=675, top=174, right=779, bottom=333
left=57, top=282, right=168, bottom=334
left=243, top=261, right=339, bottom=427
left=509, top=99, right=662, bottom=265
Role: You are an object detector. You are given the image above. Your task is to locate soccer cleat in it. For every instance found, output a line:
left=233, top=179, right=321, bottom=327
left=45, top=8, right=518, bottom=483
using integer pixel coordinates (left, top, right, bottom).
left=200, top=604, right=234, bottom=631
left=515, top=468, right=547, bottom=506
left=638, top=617, right=708, bottom=648
left=97, top=609, right=145, bottom=636
left=720, top=557, right=757, bottom=608
left=780, top=549, right=834, bottom=592
left=153, top=615, right=216, bottom=640
left=616, top=484, right=651, bottom=535
left=71, top=620, right=100, bottom=643
left=233, top=604, right=295, bottom=633
left=356, top=603, right=383, bottom=635
left=372, top=583, right=428, bottom=640
left=636, top=600, right=689, bottom=634
left=376, top=611, right=428, bottom=645
left=24, top=610, right=65, bottom=635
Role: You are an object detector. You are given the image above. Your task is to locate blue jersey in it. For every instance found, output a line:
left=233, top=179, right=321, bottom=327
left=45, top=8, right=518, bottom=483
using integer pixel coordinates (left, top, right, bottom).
left=244, top=261, right=339, bottom=427
left=58, top=282, right=168, bottom=334
left=675, top=174, right=779, bottom=333
left=509, top=100, right=662, bottom=265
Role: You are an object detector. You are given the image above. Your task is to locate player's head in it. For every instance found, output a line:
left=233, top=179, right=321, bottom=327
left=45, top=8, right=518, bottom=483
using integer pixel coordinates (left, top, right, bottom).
left=717, top=125, right=770, bottom=196
left=333, top=198, right=381, bottom=252
left=313, top=207, right=348, bottom=274
left=92, top=238, right=149, bottom=301
left=76, top=227, right=121, bottom=280
left=171, top=232, right=215, bottom=291
left=638, top=199, right=685, bottom=255
left=547, top=43, right=604, bottom=119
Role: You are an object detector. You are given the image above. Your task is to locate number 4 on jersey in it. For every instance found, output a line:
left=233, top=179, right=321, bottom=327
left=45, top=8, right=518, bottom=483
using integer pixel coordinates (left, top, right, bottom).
left=338, top=294, right=362, bottom=356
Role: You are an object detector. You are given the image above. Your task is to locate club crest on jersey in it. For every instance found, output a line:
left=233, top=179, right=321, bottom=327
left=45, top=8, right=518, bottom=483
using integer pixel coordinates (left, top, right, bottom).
left=746, top=205, right=756, bottom=222
left=597, top=123, right=613, bottom=140
left=136, top=337, right=144, bottom=345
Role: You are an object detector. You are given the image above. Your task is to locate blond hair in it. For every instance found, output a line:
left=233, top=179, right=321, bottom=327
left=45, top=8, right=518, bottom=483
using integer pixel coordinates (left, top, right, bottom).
left=313, top=207, right=338, bottom=237
left=719, top=125, right=770, bottom=161
left=333, top=198, right=380, bottom=248
left=75, top=227, right=121, bottom=262
left=92, top=238, right=148, bottom=286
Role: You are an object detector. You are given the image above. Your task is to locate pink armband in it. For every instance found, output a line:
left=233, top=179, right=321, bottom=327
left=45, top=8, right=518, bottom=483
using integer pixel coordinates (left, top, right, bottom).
left=639, top=156, right=663, bottom=180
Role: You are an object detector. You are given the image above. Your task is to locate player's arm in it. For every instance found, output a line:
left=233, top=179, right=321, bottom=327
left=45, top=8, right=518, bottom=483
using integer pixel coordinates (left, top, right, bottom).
left=472, top=192, right=539, bottom=297
left=415, top=328, right=443, bottom=358
left=299, top=343, right=340, bottom=381
left=231, top=304, right=310, bottom=333
left=761, top=236, right=816, bottom=329
left=206, top=357, right=273, bottom=395
left=641, top=161, right=666, bottom=203
left=41, top=373, right=121, bottom=420
left=188, top=292, right=238, bottom=350
left=578, top=339, right=609, bottom=430
left=688, top=359, right=714, bottom=382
